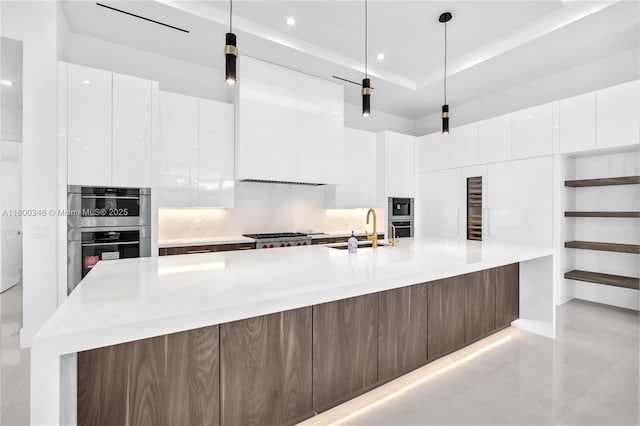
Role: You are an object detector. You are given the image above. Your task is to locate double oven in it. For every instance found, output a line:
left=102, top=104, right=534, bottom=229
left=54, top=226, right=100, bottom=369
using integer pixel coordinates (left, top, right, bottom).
left=388, top=197, right=414, bottom=238
left=67, top=186, right=151, bottom=293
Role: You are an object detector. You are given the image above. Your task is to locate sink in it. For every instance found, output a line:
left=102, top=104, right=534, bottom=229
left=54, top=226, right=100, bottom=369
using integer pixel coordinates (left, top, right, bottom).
left=328, top=242, right=389, bottom=250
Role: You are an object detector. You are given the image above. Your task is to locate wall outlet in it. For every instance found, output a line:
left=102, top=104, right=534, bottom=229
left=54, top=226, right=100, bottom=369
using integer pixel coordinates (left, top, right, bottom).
left=194, top=219, right=201, bottom=230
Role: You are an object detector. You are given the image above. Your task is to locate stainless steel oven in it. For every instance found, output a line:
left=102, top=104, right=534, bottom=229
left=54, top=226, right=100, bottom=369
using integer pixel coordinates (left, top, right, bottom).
left=388, top=197, right=414, bottom=238
left=67, top=186, right=151, bottom=294
left=67, top=185, right=151, bottom=228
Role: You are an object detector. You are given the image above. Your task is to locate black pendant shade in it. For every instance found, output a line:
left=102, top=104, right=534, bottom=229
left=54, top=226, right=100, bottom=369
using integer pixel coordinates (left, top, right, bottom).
left=441, top=104, right=449, bottom=134
left=225, top=32, right=237, bottom=85
left=362, top=78, right=371, bottom=117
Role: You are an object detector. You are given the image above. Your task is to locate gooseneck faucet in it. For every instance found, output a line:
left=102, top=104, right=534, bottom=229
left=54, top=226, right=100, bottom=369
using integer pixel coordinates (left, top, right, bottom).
left=365, top=208, right=378, bottom=248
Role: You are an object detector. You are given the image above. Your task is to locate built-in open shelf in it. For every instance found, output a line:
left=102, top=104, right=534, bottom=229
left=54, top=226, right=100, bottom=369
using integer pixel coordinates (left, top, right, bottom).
left=564, top=270, right=640, bottom=290
left=564, top=176, right=640, bottom=187
left=565, top=211, right=640, bottom=218
left=564, top=241, right=640, bottom=254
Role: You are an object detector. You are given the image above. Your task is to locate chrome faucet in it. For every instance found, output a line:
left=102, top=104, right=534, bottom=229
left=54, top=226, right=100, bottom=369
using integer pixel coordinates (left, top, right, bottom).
left=365, top=208, right=378, bottom=248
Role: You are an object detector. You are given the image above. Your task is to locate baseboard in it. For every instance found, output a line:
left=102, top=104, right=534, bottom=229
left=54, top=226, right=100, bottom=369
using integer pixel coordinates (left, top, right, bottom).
left=574, top=282, right=639, bottom=311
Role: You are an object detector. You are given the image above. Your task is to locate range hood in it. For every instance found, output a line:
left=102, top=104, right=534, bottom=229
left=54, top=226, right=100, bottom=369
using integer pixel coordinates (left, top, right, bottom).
left=240, top=179, right=327, bottom=186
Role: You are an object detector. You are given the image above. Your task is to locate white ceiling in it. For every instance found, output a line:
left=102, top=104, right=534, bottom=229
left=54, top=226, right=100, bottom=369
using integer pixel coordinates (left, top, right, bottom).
left=62, top=0, right=639, bottom=119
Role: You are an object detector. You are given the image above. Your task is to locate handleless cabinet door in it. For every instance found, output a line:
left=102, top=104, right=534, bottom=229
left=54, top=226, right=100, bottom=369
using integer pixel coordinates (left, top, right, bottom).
left=491, top=263, right=520, bottom=329
left=112, top=73, right=153, bottom=188
left=270, top=66, right=298, bottom=183
left=559, top=92, right=596, bottom=154
left=297, top=73, right=324, bottom=183
left=450, top=123, right=479, bottom=168
left=313, top=294, right=378, bottom=412
left=401, top=134, right=417, bottom=197
left=419, top=132, right=450, bottom=172
left=159, top=91, right=198, bottom=207
left=378, top=284, right=428, bottom=381
left=237, top=56, right=271, bottom=181
left=596, top=80, right=640, bottom=149
left=478, top=114, right=511, bottom=164
left=383, top=131, right=403, bottom=197
left=421, top=168, right=462, bottom=239
left=321, top=81, right=345, bottom=185
left=221, top=308, right=313, bottom=426
left=67, top=64, right=112, bottom=186
left=198, top=99, right=234, bottom=208
left=464, top=270, right=495, bottom=342
left=512, top=103, right=553, bottom=160
left=356, top=129, right=377, bottom=207
left=427, top=275, right=465, bottom=360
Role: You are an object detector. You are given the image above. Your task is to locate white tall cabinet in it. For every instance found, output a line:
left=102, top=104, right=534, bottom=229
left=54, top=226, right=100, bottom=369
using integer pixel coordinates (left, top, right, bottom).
left=65, top=62, right=154, bottom=188
left=158, top=91, right=235, bottom=208
left=417, top=168, right=462, bottom=239
left=325, top=128, right=376, bottom=208
left=237, top=56, right=344, bottom=185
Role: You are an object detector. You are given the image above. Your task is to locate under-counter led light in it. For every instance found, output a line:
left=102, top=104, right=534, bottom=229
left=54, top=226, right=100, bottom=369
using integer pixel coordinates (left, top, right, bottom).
left=327, top=334, right=513, bottom=425
left=0, top=80, right=12, bottom=87
left=286, top=16, right=296, bottom=26
left=376, top=53, right=384, bottom=60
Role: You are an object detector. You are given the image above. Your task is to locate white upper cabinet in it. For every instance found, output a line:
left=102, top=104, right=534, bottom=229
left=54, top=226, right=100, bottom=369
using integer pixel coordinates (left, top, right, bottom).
left=237, top=56, right=344, bottom=184
left=511, top=103, right=553, bottom=160
left=478, top=114, right=511, bottom=164
left=559, top=92, right=596, bottom=154
left=67, top=63, right=112, bottom=186
left=198, top=99, right=235, bottom=208
left=419, top=132, right=450, bottom=172
left=159, top=92, right=235, bottom=208
left=450, top=123, right=479, bottom=168
left=325, top=127, right=375, bottom=208
left=112, top=73, right=153, bottom=188
left=158, top=91, right=198, bottom=207
left=65, top=63, right=155, bottom=188
left=596, top=80, right=640, bottom=149
left=381, top=131, right=416, bottom=198
left=237, top=57, right=271, bottom=181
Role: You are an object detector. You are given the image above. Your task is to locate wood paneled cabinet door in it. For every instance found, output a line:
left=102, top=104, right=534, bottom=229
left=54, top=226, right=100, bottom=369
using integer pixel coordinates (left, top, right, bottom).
left=427, top=275, right=465, bottom=361
left=378, top=284, right=428, bottom=382
left=77, top=326, right=220, bottom=426
left=220, top=307, right=313, bottom=426
left=313, top=294, right=378, bottom=412
left=464, top=271, right=495, bottom=342
left=491, top=263, right=520, bottom=329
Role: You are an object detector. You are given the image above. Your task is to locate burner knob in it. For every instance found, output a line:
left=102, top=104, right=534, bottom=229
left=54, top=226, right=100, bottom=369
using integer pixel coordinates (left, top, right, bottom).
left=302, top=242, right=307, bottom=246
left=269, top=244, right=274, bottom=248
left=296, top=242, right=301, bottom=246
left=280, top=243, right=285, bottom=247
left=262, top=244, right=268, bottom=249
left=287, top=243, right=291, bottom=247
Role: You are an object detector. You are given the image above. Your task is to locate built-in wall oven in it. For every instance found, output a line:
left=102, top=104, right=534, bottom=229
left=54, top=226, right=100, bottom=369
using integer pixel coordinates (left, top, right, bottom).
left=67, top=186, right=151, bottom=293
left=388, top=197, right=414, bottom=238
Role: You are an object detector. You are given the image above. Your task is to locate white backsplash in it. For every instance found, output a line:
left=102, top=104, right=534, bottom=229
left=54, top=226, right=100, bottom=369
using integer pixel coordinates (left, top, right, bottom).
left=158, top=181, right=385, bottom=240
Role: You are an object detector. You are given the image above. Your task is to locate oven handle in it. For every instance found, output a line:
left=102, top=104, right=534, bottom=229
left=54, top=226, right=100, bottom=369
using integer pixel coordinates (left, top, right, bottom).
left=81, top=195, right=140, bottom=200
left=82, top=241, right=140, bottom=247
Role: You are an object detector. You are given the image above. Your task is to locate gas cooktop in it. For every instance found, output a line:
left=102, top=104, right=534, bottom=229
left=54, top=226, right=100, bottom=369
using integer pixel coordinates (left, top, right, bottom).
left=242, top=232, right=308, bottom=239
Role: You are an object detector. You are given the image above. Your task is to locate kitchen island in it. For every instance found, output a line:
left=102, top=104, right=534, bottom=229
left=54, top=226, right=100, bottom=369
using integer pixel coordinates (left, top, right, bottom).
left=31, top=238, right=555, bottom=425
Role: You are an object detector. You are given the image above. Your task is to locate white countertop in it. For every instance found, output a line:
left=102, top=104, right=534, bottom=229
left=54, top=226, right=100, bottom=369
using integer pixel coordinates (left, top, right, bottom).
left=34, top=238, right=553, bottom=355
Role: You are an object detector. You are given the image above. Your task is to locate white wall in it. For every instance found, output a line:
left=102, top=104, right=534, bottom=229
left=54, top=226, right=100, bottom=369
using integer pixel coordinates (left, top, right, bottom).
left=159, top=181, right=384, bottom=241
left=1, top=1, right=60, bottom=346
left=413, top=47, right=640, bottom=136
left=68, top=33, right=232, bottom=104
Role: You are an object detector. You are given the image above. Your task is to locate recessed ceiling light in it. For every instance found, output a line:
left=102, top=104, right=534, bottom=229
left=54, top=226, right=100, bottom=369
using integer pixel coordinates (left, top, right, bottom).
left=82, top=80, right=91, bottom=85
left=286, top=16, right=296, bottom=26
left=0, top=80, right=12, bottom=87
left=376, top=53, right=385, bottom=61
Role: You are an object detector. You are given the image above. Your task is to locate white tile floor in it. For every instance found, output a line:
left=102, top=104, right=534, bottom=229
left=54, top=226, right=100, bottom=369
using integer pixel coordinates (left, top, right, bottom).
left=1, top=284, right=29, bottom=426
left=0, top=287, right=637, bottom=426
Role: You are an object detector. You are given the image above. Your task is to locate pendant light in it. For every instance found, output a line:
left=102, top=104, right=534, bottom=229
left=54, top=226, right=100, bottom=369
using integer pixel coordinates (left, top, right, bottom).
left=224, top=0, right=238, bottom=85
left=362, top=0, right=372, bottom=117
left=439, top=12, right=452, bottom=134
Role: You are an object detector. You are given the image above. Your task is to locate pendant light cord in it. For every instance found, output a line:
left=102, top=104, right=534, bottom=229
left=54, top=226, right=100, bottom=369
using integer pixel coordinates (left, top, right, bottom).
left=365, top=0, right=368, bottom=78
left=443, top=20, right=447, bottom=104
left=229, top=0, right=233, bottom=32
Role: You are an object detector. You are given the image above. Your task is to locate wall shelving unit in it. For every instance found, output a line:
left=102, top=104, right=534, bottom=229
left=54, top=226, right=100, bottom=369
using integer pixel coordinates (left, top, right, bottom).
left=564, top=174, right=640, bottom=291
